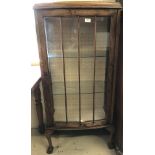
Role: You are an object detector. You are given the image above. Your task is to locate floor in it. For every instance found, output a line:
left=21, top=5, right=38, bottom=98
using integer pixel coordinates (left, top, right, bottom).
left=31, top=129, right=116, bottom=155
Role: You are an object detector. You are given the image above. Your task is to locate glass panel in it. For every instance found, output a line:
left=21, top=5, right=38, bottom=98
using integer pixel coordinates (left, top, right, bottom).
left=80, top=58, right=94, bottom=93
left=62, top=18, right=79, bottom=121
left=45, top=17, right=62, bottom=57
left=53, top=95, right=66, bottom=121
left=95, top=93, right=105, bottom=120
left=96, top=17, right=110, bottom=56
left=48, top=58, right=65, bottom=95
left=65, top=58, right=79, bottom=94
left=45, top=17, right=65, bottom=121
left=62, top=17, right=78, bottom=57
left=79, top=17, right=94, bottom=121
left=95, top=57, right=106, bottom=93
left=44, top=16, right=110, bottom=122
left=79, top=17, right=95, bottom=57
left=81, top=94, right=93, bottom=122
left=67, top=94, right=79, bottom=122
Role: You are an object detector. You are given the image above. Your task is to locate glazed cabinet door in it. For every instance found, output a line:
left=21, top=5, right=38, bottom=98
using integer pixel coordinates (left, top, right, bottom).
left=35, top=9, right=117, bottom=125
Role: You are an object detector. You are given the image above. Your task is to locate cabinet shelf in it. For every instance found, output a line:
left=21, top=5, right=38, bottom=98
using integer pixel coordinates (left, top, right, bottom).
left=51, top=80, right=105, bottom=95
left=48, top=55, right=107, bottom=58
left=47, top=49, right=109, bottom=58
left=51, top=92, right=104, bottom=95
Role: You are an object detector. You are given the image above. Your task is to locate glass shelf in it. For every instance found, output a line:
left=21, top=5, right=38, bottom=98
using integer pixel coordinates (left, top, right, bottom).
left=51, top=81, right=105, bottom=95
left=48, top=53, right=108, bottom=58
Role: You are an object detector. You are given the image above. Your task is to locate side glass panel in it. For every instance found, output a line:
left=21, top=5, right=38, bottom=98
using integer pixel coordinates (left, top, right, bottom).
left=94, top=17, right=110, bottom=120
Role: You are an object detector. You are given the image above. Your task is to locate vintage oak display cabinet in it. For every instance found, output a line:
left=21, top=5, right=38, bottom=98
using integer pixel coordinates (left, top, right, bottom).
left=33, top=1, right=122, bottom=154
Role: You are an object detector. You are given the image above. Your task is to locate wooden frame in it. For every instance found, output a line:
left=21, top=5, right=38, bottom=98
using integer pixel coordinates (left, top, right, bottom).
left=31, top=78, right=45, bottom=134
left=33, top=1, right=122, bottom=154
left=33, top=1, right=122, bottom=9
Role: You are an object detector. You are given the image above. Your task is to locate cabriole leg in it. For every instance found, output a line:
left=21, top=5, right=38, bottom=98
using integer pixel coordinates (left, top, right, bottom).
left=33, top=81, right=45, bottom=134
left=45, top=129, right=54, bottom=154
left=106, top=125, right=115, bottom=149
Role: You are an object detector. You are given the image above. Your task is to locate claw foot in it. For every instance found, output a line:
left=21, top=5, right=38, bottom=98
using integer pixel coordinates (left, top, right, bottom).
left=47, top=146, right=53, bottom=154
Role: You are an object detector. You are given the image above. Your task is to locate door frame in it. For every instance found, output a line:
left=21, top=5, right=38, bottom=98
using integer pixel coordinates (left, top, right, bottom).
left=34, top=8, right=119, bottom=127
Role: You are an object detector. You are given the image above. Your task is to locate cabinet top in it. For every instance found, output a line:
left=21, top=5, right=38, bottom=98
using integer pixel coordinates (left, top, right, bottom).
left=33, top=1, right=122, bottom=10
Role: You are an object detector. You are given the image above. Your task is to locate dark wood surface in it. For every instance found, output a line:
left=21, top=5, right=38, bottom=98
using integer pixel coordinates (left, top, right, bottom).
left=50, top=119, right=108, bottom=130
left=36, top=9, right=118, bottom=17
left=109, top=9, right=121, bottom=122
left=34, top=1, right=122, bottom=10
left=34, top=11, right=49, bottom=75
left=105, top=11, right=117, bottom=123
left=114, top=10, right=123, bottom=153
left=31, top=78, right=45, bottom=134
left=31, top=77, right=41, bottom=93
left=34, top=10, right=55, bottom=127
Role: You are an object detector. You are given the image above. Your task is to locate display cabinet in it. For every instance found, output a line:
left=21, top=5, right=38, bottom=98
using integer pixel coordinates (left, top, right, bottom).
left=33, top=1, right=122, bottom=154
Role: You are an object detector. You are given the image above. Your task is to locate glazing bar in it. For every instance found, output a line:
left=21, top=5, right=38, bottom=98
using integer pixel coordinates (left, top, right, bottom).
left=77, top=16, right=81, bottom=124
left=93, top=16, right=97, bottom=123
left=60, top=17, right=68, bottom=123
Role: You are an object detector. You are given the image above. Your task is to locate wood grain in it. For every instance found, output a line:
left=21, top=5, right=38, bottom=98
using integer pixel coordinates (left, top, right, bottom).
left=51, top=119, right=107, bottom=130
left=33, top=1, right=122, bottom=10
left=104, top=13, right=117, bottom=123
left=32, top=78, right=45, bottom=134
left=114, top=10, right=123, bottom=153
left=36, top=9, right=117, bottom=17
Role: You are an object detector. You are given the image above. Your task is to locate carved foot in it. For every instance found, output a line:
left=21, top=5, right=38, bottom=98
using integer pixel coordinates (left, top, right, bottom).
left=47, top=146, right=53, bottom=154
left=45, top=129, right=54, bottom=154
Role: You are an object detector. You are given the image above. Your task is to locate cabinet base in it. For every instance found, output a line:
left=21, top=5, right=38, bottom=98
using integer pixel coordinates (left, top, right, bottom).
left=44, top=125, right=115, bottom=154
